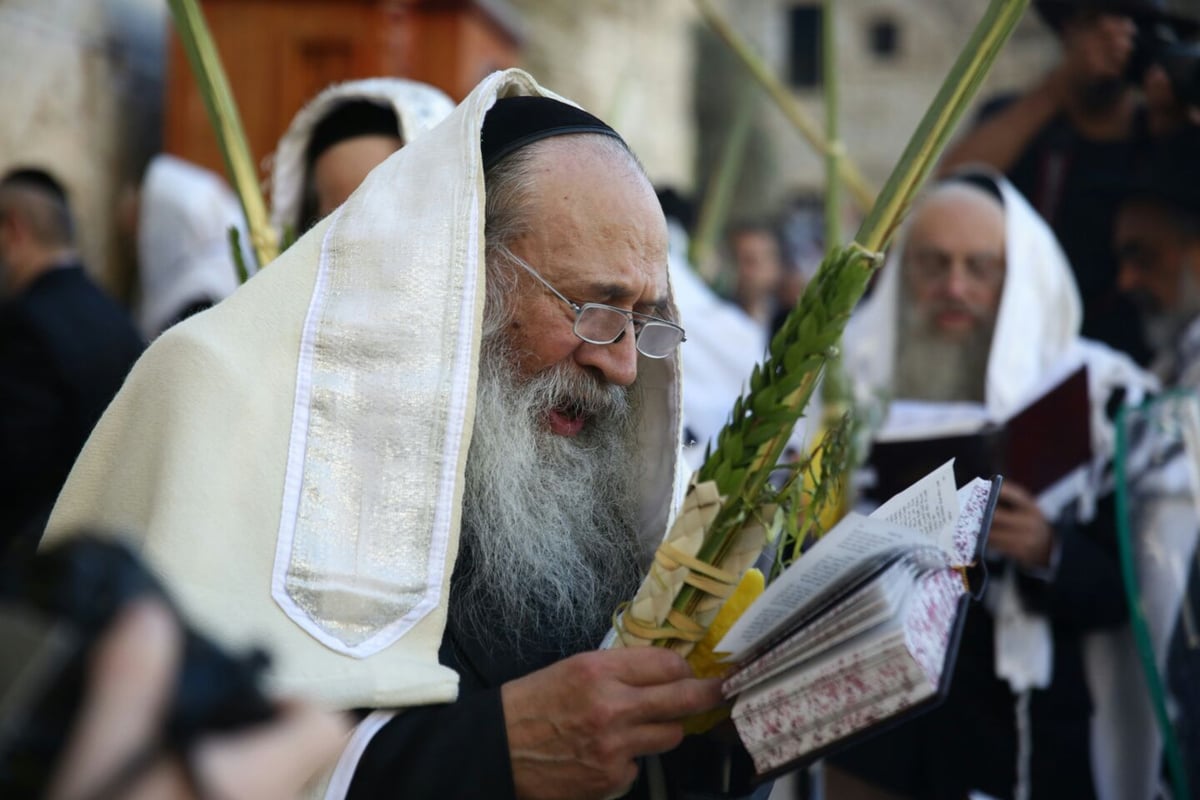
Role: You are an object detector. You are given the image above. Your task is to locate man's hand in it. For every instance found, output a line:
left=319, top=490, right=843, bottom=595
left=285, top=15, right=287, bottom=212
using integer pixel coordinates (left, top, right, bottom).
left=46, top=599, right=350, bottom=800
left=501, top=647, right=725, bottom=800
left=987, top=482, right=1055, bottom=570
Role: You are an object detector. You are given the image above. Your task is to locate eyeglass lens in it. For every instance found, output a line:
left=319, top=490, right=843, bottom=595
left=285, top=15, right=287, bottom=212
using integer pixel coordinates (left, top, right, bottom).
left=575, top=305, right=682, bottom=358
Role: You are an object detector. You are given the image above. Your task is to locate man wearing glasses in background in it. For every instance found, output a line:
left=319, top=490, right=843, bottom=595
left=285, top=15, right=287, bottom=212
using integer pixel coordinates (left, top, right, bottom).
left=828, top=171, right=1162, bottom=799
left=44, top=72, right=749, bottom=800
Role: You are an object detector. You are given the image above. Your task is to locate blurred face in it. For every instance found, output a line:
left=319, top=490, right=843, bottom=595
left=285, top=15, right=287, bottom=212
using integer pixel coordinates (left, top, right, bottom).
left=501, top=138, right=670, bottom=436
left=1116, top=200, right=1200, bottom=316
left=1060, top=11, right=1136, bottom=110
left=311, top=134, right=404, bottom=219
left=902, top=186, right=1006, bottom=341
left=1143, top=63, right=1187, bottom=137
left=731, top=229, right=784, bottom=303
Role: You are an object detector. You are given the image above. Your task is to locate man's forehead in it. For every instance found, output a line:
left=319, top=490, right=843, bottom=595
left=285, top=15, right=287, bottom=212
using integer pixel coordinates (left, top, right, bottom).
left=905, top=188, right=1004, bottom=250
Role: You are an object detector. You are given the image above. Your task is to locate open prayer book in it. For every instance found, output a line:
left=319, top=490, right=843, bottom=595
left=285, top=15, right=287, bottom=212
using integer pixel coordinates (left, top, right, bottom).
left=863, top=363, right=1090, bottom=507
left=715, top=461, right=999, bottom=777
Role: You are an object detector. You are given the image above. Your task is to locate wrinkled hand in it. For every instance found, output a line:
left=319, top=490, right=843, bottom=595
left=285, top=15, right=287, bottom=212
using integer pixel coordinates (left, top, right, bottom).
left=987, top=482, right=1055, bottom=570
left=501, top=647, right=725, bottom=800
left=1057, top=12, right=1137, bottom=88
left=47, top=599, right=350, bottom=800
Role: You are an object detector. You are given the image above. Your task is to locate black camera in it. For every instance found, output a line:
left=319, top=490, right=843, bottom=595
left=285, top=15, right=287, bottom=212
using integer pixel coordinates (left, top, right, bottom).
left=1127, top=12, right=1200, bottom=107
left=0, top=535, right=276, bottom=797
left=1158, top=40, right=1200, bottom=108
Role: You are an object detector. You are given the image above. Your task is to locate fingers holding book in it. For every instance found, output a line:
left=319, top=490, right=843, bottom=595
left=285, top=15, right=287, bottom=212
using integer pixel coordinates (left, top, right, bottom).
left=987, top=481, right=1055, bottom=569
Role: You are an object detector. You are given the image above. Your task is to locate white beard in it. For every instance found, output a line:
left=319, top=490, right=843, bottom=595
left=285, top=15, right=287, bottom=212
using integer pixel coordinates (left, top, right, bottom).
left=453, top=333, right=645, bottom=654
left=893, top=298, right=994, bottom=404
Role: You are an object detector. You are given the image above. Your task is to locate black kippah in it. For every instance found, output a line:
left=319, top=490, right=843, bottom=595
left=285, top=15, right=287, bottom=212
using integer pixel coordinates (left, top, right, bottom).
left=945, top=171, right=1004, bottom=205
left=480, top=96, right=626, bottom=170
left=305, top=99, right=401, bottom=168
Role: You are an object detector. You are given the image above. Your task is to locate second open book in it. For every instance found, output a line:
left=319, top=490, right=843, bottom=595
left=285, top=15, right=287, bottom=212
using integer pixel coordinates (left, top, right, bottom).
left=717, top=460, right=1000, bottom=777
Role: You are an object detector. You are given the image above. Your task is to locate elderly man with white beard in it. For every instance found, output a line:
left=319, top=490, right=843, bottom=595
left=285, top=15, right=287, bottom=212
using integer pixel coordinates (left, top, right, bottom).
left=42, top=71, right=750, bottom=800
left=824, top=170, right=1161, bottom=800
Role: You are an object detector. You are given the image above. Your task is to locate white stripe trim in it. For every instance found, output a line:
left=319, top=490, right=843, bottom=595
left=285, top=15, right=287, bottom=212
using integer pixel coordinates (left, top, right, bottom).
left=323, top=711, right=398, bottom=800
left=418, top=165, right=483, bottom=654
left=272, top=216, right=338, bottom=648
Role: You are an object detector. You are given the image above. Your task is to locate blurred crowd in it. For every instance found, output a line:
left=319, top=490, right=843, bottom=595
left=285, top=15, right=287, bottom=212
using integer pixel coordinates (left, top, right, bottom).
left=2, top=0, right=1199, bottom=799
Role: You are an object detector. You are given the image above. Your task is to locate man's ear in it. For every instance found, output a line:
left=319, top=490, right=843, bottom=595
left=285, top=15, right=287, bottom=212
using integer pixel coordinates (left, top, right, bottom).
left=0, top=207, right=26, bottom=245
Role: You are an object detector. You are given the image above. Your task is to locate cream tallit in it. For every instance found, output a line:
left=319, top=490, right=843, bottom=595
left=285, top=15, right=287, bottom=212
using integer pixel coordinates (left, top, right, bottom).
left=44, top=69, right=683, bottom=710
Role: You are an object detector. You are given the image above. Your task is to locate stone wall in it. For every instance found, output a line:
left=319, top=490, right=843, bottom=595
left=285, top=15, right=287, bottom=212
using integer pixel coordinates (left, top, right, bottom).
left=508, top=0, right=700, bottom=192
left=509, top=0, right=1059, bottom=244
left=0, top=0, right=164, bottom=300
left=741, top=0, right=1058, bottom=215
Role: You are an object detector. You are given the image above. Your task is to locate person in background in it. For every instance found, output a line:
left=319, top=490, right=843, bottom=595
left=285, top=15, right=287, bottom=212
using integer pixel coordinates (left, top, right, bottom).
left=126, top=154, right=251, bottom=341
left=939, top=0, right=1185, bottom=365
left=657, top=188, right=777, bottom=469
left=0, top=168, right=143, bottom=557
left=1113, top=136, right=1200, bottom=793
left=1115, top=129, right=1200, bottom=385
left=726, top=220, right=785, bottom=343
left=269, top=78, right=454, bottom=238
left=828, top=169, right=1158, bottom=799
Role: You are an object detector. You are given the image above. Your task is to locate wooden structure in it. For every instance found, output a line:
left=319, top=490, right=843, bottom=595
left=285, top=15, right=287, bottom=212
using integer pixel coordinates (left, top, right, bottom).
left=163, top=0, right=521, bottom=180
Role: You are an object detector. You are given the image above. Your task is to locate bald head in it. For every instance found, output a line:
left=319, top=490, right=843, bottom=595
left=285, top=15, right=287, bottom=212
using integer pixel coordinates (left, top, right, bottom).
left=902, top=181, right=1007, bottom=340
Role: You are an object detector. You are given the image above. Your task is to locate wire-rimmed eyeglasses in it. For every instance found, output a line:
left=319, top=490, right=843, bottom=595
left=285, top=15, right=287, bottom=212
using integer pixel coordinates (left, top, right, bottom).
left=500, top=246, right=686, bottom=359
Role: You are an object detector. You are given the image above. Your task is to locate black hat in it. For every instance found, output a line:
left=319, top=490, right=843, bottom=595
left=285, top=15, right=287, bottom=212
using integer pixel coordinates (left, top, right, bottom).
left=304, top=100, right=401, bottom=169
left=480, top=96, right=626, bottom=170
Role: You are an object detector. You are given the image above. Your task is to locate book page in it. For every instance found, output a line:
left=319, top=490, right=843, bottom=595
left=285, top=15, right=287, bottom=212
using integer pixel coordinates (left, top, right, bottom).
left=875, top=400, right=990, bottom=442
left=715, top=513, right=931, bottom=660
left=869, top=459, right=959, bottom=555
left=723, top=560, right=915, bottom=696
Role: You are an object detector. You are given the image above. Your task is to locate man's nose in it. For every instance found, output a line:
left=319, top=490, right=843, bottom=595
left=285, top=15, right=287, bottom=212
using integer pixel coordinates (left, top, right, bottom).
left=1116, top=262, right=1140, bottom=293
left=941, top=264, right=971, bottom=299
left=574, top=327, right=639, bottom=387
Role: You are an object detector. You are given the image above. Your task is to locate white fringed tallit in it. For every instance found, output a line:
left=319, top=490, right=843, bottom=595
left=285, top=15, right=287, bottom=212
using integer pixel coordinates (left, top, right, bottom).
left=44, top=69, right=684, bottom=712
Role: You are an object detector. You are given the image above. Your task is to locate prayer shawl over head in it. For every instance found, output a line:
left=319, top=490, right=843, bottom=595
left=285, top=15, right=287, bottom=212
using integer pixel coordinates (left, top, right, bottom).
left=136, top=155, right=249, bottom=341
left=45, top=69, right=684, bottom=710
left=843, top=168, right=1177, bottom=800
left=845, top=169, right=1158, bottom=516
left=269, top=77, right=455, bottom=236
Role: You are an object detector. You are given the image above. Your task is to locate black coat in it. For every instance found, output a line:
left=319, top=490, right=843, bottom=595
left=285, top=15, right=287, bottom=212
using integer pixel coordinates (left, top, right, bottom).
left=0, top=265, right=144, bottom=554
left=346, top=537, right=761, bottom=800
